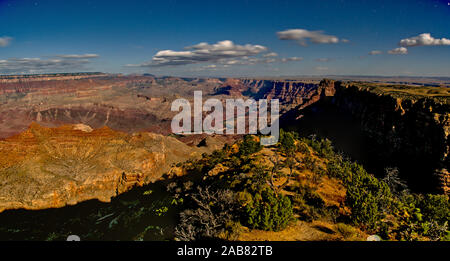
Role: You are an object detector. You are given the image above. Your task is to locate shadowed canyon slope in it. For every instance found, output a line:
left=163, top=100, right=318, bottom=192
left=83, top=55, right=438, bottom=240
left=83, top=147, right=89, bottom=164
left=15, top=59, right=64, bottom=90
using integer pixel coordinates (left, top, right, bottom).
left=281, top=81, right=450, bottom=193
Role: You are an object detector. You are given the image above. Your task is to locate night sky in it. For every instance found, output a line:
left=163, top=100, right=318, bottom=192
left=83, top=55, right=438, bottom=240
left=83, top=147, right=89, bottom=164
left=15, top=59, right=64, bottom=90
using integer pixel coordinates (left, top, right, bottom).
left=0, top=0, right=449, bottom=76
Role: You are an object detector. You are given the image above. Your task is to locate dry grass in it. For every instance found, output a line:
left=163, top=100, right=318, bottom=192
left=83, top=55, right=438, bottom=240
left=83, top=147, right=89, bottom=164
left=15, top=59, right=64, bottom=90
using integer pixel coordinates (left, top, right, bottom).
left=354, top=82, right=450, bottom=103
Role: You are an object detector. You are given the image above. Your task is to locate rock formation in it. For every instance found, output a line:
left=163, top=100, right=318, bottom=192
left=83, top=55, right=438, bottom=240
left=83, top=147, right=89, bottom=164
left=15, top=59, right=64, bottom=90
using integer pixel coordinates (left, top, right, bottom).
left=0, top=123, right=226, bottom=212
left=331, top=82, right=449, bottom=193
left=282, top=80, right=449, bottom=193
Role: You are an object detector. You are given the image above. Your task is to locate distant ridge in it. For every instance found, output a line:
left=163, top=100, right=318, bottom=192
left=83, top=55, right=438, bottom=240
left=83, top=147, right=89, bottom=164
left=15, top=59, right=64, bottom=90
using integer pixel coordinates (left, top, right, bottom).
left=0, top=72, right=107, bottom=78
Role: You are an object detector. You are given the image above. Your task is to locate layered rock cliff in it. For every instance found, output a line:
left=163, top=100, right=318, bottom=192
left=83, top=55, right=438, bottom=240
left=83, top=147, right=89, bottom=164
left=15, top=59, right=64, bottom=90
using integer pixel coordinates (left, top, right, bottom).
left=330, top=82, right=449, bottom=193
left=282, top=80, right=449, bottom=193
left=215, top=78, right=331, bottom=112
left=0, top=74, right=224, bottom=138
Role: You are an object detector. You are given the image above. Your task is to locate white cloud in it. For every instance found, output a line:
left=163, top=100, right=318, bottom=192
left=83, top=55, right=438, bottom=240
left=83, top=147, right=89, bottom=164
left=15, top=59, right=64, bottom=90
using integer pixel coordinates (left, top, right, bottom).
left=128, top=40, right=268, bottom=67
left=218, top=55, right=303, bottom=66
left=195, top=64, right=219, bottom=71
left=388, top=47, right=408, bottom=55
left=219, top=57, right=269, bottom=65
left=399, top=33, right=450, bottom=47
left=277, top=29, right=341, bottom=46
left=280, top=57, right=303, bottom=62
left=0, top=54, right=99, bottom=74
left=263, top=52, right=278, bottom=57
left=163, top=55, right=304, bottom=72
left=0, top=36, right=12, bottom=47
left=369, top=50, right=383, bottom=55
left=55, top=54, right=100, bottom=59
left=220, top=56, right=303, bottom=65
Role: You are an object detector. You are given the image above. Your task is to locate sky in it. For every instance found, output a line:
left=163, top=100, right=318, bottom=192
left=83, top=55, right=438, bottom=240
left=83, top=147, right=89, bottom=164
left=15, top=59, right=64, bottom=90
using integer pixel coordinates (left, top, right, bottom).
left=0, top=0, right=449, bottom=77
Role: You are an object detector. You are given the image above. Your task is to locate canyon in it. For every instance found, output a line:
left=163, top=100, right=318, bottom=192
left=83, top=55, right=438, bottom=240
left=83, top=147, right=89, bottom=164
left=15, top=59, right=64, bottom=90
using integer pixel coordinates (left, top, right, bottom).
left=0, top=73, right=448, bottom=213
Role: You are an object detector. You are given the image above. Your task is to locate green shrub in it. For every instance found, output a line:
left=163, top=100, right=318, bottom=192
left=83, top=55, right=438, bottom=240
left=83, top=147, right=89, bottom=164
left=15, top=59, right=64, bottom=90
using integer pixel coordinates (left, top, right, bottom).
left=243, top=188, right=293, bottom=231
left=415, top=194, right=449, bottom=224
left=302, top=136, right=334, bottom=159
left=394, top=193, right=450, bottom=240
left=345, top=165, right=391, bottom=229
left=279, top=129, right=296, bottom=155
left=326, top=157, right=391, bottom=230
left=238, top=135, right=262, bottom=157
left=336, top=223, right=358, bottom=239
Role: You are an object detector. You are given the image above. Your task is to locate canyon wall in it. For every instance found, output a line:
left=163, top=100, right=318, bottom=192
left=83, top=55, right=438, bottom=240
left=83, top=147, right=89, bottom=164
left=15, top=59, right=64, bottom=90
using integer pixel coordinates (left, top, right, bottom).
left=279, top=80, right=449, bottom=193
left=215, top=78, right=329, bottom=112
left=329, top=82, right=449, bottom=193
